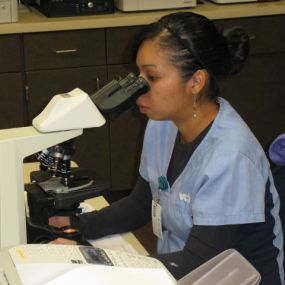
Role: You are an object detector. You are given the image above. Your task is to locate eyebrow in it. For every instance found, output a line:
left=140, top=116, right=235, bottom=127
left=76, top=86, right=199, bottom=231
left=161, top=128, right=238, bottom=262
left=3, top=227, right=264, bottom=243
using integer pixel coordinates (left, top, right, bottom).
left=141, top=64, right=158, bottom=69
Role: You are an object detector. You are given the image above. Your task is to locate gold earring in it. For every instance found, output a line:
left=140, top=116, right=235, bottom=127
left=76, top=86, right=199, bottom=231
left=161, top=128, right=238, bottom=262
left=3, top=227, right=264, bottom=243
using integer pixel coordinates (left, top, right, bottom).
left=193, top=98, right=197, bottom=119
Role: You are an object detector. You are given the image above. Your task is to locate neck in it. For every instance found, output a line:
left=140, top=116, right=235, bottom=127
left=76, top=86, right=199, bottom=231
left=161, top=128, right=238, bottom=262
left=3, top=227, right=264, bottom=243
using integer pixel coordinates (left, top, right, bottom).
left=177, top=100, right=219, bottom=143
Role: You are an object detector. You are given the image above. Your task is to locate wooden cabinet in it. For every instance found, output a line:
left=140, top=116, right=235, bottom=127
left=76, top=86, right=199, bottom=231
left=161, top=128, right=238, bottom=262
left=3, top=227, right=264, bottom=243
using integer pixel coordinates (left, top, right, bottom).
left=220, top=53, right=285, bottom=149
left=215, top=15, right=285, bottom=55
left=215, top=15, right=285, bottom=149
left=0, top=35, right=22, bottom=72
left=106, top=26, right=144, bottom=65
left=23, top=30, right=106, bottom=70
left=25, top=67, right=108, bottom=120
left=0, top=73, right=25, bottom=129
left=0, top=35, right=25, bottom=129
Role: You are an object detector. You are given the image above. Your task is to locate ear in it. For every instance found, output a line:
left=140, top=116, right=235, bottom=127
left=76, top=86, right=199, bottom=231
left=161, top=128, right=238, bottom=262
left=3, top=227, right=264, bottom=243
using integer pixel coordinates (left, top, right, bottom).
left=187, top=69, right=209, bottom=95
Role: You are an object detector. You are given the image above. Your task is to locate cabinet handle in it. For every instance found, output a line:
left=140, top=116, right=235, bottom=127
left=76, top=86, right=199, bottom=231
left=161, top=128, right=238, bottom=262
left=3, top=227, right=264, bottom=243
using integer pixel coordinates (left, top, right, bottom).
left=249, top=35, right=256, bottom=41
left=54, top=49, right=78, bottom=54
left=96, top=77, right=100, bottom=90
left=24, top=85, right=29, bottom=102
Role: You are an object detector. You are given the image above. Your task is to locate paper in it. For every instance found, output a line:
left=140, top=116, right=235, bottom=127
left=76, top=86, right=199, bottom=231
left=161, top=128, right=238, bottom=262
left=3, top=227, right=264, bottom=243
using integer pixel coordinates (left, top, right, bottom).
left=79, top=202, right=139, bottom=254
left=79, top=202, right=95, bottom=213
left=88, top=234, right=138, bottom=254
left=44, top=265, right=176, bottom=285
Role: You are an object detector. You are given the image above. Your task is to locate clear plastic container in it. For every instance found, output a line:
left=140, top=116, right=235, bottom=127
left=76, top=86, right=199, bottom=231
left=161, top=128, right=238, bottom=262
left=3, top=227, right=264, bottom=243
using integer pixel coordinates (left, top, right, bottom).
left=178, top=249, right=261, bottom=285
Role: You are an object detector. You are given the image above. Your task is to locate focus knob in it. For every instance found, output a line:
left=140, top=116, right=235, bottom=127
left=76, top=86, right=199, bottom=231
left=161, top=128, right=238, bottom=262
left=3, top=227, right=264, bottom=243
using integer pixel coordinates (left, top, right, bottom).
left=87, top=2, right=94, bottom=8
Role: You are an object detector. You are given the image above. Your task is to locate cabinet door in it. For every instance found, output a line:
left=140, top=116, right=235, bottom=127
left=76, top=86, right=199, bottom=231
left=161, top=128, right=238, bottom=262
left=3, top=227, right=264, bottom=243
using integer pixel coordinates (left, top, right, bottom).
left=220, top=53, right=285, bottom=149
left=108, top=64, right=147, bottom=191
left=0, top=35, right=25, bottom=128
left=215, top=15, right=285, bottom=149
left=26, top=66, right=110, bottom=183
left=0, top=73, right=25, bottom=129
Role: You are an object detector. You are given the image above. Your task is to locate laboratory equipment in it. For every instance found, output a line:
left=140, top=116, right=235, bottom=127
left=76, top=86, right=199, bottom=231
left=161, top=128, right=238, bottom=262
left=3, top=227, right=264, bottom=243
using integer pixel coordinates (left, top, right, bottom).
left=0, top=73, right=149, bottom=248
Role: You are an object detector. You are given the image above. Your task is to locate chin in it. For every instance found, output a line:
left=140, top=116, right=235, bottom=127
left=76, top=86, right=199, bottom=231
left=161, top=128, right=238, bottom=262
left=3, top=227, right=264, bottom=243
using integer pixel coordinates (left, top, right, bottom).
left=147, top=114, right=168, bottom=121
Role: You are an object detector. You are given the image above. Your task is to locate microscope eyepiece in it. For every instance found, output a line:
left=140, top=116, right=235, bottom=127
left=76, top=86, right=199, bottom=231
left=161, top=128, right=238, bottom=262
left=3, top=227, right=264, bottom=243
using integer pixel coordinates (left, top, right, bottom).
left=91, top=72, right=150, bottom=118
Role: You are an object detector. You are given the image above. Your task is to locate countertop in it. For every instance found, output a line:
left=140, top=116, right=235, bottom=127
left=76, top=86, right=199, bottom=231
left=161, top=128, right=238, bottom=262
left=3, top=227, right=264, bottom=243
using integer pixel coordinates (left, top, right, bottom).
left=0, top=0, right=285, bottom=34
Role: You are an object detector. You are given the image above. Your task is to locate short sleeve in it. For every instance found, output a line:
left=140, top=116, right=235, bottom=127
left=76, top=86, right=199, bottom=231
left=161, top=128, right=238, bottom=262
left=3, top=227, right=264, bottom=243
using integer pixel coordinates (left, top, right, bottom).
left=192, top=151, right=266, bottom=225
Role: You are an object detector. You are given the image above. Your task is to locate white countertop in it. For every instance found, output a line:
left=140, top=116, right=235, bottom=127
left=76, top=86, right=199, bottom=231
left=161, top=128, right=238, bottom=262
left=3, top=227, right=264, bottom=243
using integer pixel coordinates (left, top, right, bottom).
left=0, top=0, right=285, bottom=34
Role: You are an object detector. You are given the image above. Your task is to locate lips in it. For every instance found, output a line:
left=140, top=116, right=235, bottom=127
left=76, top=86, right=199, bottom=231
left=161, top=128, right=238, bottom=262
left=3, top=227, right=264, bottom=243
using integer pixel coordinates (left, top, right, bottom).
left=137, top=104, right=149, bottom=113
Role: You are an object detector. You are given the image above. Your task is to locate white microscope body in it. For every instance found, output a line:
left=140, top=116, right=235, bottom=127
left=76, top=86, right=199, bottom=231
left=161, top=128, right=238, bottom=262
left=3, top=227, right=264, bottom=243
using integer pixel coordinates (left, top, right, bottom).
left=0, top=88, right=105, bottom=249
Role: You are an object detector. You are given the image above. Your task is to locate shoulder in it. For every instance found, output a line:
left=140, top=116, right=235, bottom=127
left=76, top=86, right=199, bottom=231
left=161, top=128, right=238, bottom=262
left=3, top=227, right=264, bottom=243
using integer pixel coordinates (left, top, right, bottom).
left=211, top=98, right=265, bottom=159
left=199, top=98, right=270, bottom=175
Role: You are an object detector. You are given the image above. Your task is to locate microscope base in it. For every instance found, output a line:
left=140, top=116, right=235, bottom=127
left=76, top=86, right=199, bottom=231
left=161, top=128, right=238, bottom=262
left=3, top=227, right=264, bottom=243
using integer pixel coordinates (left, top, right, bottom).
left=26, top=219, right=91, bottom=245
left=25, top=168, right=109, bottom=244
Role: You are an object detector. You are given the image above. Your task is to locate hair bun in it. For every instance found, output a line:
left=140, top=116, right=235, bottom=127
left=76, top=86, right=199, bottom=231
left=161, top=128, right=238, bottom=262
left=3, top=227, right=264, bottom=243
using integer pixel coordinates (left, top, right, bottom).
left=222, top=27, right=250, bottom=75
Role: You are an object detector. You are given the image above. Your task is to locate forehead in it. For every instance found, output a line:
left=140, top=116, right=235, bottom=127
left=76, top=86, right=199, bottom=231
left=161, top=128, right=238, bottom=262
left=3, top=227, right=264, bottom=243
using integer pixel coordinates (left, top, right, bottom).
left=136, top=39, right=172, bottom=69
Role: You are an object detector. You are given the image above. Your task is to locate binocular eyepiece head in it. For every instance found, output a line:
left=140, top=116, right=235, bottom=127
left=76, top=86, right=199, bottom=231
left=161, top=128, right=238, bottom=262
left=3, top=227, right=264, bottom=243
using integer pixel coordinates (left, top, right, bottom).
left=91, top=72, right=150, bottom=119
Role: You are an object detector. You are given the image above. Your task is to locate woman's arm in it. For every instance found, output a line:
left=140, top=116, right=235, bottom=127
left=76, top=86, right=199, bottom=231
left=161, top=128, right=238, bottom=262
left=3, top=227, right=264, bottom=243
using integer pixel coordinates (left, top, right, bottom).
left=70, top=175, right=152, bottom=240
left=152, top=224, right=238, bottom=280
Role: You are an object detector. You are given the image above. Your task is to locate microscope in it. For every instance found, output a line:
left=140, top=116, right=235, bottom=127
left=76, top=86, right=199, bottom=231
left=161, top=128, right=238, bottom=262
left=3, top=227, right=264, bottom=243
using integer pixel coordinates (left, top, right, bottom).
left=0, top=73, right=149, bottom=248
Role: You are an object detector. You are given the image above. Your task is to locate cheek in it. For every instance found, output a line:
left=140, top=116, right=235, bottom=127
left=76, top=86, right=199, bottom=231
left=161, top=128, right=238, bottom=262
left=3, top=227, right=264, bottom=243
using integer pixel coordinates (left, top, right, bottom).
left=137, top=78, right=185, bottom=109
left=157, top=83, right=183, bottom=105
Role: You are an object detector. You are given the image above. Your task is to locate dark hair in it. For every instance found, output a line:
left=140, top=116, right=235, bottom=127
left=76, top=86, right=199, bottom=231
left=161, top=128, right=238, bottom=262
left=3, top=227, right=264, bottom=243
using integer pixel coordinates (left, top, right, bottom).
left=133, top=12, right=250, bottom=99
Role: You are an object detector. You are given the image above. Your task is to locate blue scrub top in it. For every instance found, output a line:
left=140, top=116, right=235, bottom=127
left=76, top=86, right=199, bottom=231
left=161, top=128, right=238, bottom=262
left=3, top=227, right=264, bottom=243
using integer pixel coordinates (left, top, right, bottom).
left=139, top=97, right=284, bottom=282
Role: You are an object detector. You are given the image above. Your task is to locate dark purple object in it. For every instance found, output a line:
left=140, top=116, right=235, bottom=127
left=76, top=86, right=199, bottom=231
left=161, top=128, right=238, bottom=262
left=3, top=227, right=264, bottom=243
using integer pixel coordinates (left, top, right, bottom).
left=269, top=133, right=285, bottom=165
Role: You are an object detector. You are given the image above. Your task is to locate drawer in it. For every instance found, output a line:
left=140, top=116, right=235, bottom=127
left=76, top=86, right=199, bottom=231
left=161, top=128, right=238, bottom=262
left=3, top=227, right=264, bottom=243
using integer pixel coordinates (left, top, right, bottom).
left=107, top=26, right=144, bottom=65
left=24, top=29, right=106, bottom=71
left=0, top=35, right=22, bottom=73
left=214, top=15, right=285, bottom=55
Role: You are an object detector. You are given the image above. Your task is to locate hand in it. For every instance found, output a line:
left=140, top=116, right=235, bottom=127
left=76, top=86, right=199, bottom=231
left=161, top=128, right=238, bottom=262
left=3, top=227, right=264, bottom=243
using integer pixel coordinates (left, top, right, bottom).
left=49, top=237, right=77, bottom=245
left=48, top=216, right=71, bottom=228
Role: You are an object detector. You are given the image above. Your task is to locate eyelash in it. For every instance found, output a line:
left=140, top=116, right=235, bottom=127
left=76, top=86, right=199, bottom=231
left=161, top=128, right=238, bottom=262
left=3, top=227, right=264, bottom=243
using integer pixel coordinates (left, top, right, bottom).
left=147, top=75, right=157, bottom=82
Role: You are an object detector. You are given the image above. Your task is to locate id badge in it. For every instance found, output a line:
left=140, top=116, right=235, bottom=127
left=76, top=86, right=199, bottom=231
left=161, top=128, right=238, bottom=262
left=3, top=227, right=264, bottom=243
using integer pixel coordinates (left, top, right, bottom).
left=152, top=199, right=163, bottom=240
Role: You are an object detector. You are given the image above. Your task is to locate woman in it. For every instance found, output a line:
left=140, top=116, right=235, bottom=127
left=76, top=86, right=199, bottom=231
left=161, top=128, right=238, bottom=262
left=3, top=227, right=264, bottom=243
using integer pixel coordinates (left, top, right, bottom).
left=49, top=12, right=284, bottom=284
